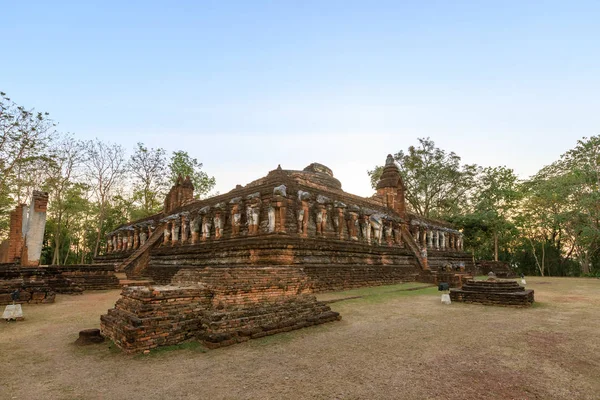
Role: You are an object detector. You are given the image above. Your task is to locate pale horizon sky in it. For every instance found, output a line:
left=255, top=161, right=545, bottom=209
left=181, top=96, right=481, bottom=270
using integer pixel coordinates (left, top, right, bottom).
left=2, top=1, right=598, bottom=197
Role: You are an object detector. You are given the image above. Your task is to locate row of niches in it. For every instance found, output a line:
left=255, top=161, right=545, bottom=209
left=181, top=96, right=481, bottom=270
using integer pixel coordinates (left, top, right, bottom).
left=104, top=187, right=464, bottom=254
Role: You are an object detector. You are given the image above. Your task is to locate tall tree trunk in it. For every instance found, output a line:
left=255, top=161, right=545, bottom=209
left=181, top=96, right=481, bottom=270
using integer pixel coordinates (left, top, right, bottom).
left=493, top=231, right=498, bottom=262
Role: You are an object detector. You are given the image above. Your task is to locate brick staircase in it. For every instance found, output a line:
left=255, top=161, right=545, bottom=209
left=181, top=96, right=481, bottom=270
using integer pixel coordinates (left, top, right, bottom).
left=400, top=225, right=429, bottom=270
left=116, top=222, right=165, bottom=278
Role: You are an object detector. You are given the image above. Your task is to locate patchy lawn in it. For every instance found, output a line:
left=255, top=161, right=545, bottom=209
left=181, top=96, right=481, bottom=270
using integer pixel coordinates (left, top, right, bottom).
left=1, top=277, right=599, bottom=399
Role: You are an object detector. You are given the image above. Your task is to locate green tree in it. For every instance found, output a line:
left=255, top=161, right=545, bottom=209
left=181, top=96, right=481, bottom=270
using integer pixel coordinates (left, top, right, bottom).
left=168, top=151, right=215, bottom=198
left=0, top=91, right=55, bottom=237
left=83, top=139, right=126, bottom=256
left=470, top=166, right=521, bottom=261
left=129, top=143, right=169, bottom=216
left=368, top=137, right=478, bottom=219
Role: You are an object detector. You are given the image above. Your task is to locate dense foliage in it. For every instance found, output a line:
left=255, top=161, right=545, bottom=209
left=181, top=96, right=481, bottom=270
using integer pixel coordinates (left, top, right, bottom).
left=370, top=137, right=600, bottom=277
left=0, top=93, right=216, bottom=264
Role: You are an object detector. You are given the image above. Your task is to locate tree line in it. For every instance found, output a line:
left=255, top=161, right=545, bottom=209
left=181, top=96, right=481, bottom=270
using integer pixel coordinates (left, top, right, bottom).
left=0, top=92, right=215, bottom=264
left=2, top=92, right=598, bottom=276
left=369, top=137, right=600, bottom=277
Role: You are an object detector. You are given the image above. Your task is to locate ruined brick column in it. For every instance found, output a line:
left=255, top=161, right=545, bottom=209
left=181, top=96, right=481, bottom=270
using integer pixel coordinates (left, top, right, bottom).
left=21, top=191, right=49, bottom=265
left=421, top=227, right=427, bottom=249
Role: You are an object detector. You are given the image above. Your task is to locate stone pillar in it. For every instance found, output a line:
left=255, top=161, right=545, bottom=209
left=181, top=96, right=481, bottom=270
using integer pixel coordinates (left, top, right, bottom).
left=230, top=204, right=241, bottom=237
left=213, top=211, right=223, bottom=239
left=346, top=211, right=359, bottom=241
left=106, top=236, right=113, bottom=253
left=126, top=230, right=133, bottom=251
left=117, top=233, right=123, bottom=251
left=421, top=228, right=427, bottom=249
left=384, top=222, right=394, bottom=246
left=297, top=191, right=310, bottom=236
left=111, top=235, right=117, bottom=253
left=427, top=229, right=433, bottom=249
left=139, top=229, right=147, bottom=246
left=360, top=215, right=371, bottom=244
left=201, top=214, right=212, bottom=240
left=394, top=223, right=403, bottom=247
left=245, top=193, right=261, bottom=235
left=181, top=215, right=189, bottom=243
left=335, top=206, right=346, bottom=240
left=22, top=191, right=49, bottom=265
left=440, top=232, right=446, bottom=250
left=171, top=219, right=180, bottom=244
left=133, top=228, right=139, bottom=250
left=163, top=223, right=171, bottom=245
left=315, top=205, right=327, bottom=236
left=276, top=200, right=287, bottom=233
left=191, top=216, right=200, bottom=244
left=413, top=226, right=420, bottom=244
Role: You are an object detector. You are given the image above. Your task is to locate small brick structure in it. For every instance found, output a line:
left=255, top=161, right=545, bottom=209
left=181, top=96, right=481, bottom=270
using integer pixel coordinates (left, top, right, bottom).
left=100, top=267, right=341, bottom=353
left=450, top=279, right=534, bottom=307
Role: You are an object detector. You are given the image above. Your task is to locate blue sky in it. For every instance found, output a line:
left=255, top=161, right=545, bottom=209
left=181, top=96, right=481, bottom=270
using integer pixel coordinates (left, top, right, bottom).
left=2, top=1, right=598, bottom=196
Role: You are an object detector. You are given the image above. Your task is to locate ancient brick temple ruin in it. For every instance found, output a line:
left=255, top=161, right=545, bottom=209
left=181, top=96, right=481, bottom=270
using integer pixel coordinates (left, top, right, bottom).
left=100, top=155, right=474, bottom=352
left=0, top=191, right=49, bottom=266
left=97, top=156, right=472, bottom=288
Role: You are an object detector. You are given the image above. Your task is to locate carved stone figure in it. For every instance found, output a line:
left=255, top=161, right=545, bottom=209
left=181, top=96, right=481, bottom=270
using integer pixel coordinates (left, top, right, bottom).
left=181, top=215, right=189, bottom=243
left=333, top=201, right=346, bottom=240
left=369, top=214, right=383, bottom=245
left=360, top=215, right=371, bottom=243
left=139, top=230, right=148, bottom=246
left=171, top=219, right=180, bottom=245
left=315, top=205, right=327, bottom=236
left=268, top=206, right=276, bottom=233
left=297, top=191, right=311, bottom=235
left=163, top=223, right=171, bottom=245
left=133, top=228, right=140, bottom=250
left=271, top=186, right=288, bottom=233
left=384, top=222, right=393, bottom=246
left=346, top=210, right=359, bottom=241
left=214, top=211, right=223, bottom=239
left=246, top=193, right=261, bottom=235
left=190, top=216, right=200, bottom=243
left=202, top=215, right=212, bottom=240
left=230, top=204, right=241, bottom=237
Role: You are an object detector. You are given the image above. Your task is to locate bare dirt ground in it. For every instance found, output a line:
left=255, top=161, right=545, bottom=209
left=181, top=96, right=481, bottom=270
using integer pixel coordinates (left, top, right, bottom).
left=1, top=277, right=599, bottom=400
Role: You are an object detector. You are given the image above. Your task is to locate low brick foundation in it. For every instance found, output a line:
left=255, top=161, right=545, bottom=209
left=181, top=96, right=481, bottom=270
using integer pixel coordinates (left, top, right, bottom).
left=54, top=264, right=120, bottom=290
left=100, top=267, right=341, bottom=353
left=450, top=279, right=534, bottom=307
left=0, top=269, right=56, bottom=305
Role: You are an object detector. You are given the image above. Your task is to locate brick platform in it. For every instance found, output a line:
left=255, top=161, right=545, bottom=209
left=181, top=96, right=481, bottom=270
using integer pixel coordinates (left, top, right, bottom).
left=100, top=267, right=341, bottom=353
left=450, top=279, right=534, bottom=307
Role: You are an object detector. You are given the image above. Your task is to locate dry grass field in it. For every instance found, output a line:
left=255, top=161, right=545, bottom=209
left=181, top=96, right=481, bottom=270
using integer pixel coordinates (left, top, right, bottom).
left=1, top=277, right=599, bottom=400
